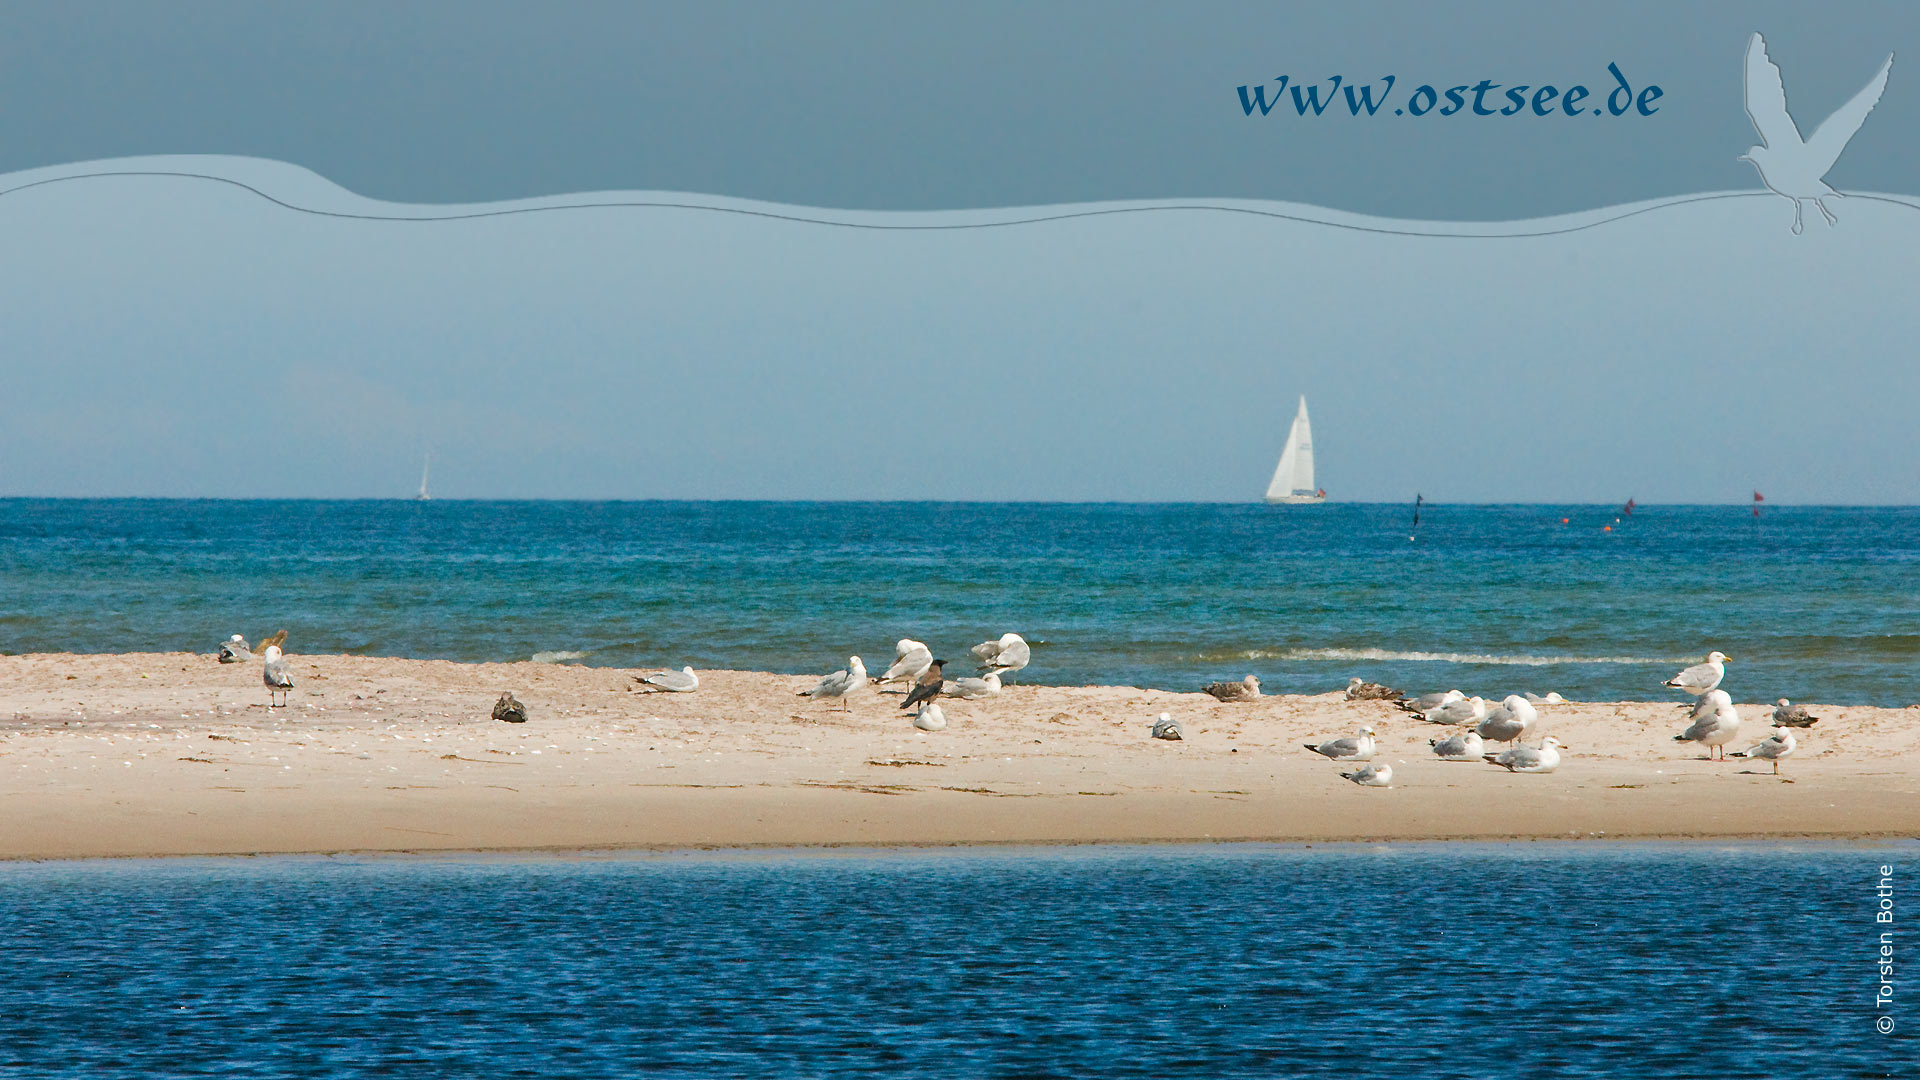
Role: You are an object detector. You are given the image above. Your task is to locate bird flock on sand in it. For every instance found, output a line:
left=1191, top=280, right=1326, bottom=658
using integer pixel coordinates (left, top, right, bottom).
left=212, top=629, right=1820, bottom=785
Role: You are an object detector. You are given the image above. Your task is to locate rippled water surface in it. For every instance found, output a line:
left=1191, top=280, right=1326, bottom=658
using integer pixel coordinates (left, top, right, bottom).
left=0, top=844, right=1905, bottom=1078
left=1, top=500, right=1915, bottom=704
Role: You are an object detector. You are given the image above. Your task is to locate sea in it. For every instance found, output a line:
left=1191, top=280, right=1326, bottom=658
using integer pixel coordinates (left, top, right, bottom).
left=0, top=499, right=1914, bottom=705
left=0, top=843, right=1906, bottom=1078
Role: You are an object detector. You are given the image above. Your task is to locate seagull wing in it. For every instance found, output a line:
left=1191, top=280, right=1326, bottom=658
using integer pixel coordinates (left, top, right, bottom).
left=1744, top=32, right=1802, bottom=150
left=1805, top=52, right=1893, bottom=174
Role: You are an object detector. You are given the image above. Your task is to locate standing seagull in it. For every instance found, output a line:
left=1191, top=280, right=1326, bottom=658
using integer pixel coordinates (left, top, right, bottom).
left=1674, top=697, right=1743, bottom=760
left=1664, top=651, right=1731, bottom=696
left=971, top=633, right=1031, bottom=681
left=1741, top=32, right=1894, bottom=234
left=800, top=656, right=868, bottom=711
left=900, top=659, right=947, bottom=711
left=878, top=639, right=933, bottom=685
left=635, top=666, right=699, bottom=693
left=261, top=645, right=293, bottom=708
left=1731, top=726, right=1798, bottom=776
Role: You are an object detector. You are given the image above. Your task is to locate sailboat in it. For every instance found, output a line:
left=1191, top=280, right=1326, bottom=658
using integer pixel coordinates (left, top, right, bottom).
left=415, top=452, right=432, bottom=501
left=1263, top=396, right=1327, bottom=505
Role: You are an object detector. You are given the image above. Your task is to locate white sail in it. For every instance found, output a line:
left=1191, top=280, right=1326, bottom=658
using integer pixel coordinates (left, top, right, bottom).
left=416, top=452, right=432, bottom=500
left=1263, top=396, right=1324, bottom=504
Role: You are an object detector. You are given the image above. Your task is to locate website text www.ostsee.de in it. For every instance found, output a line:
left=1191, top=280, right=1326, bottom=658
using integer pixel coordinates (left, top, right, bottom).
left=1237, top=63, right=1661, bottom=118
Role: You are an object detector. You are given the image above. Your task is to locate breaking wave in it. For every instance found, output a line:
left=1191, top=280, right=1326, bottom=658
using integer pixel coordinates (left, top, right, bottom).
left=530, top=650, right=590, bottom=664
left=1214, top=648, right=1691, bottom=667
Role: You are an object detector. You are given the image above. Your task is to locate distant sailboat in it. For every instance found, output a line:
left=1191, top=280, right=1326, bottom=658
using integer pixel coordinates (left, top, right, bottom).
left=416, top=452, right=432, bottom=501
left=1263, top=396, right=1327, bottom=505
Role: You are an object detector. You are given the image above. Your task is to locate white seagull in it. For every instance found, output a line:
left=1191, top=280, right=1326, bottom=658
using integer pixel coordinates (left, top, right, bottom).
left=1150, top=713, right=1184, bottom=741
left=262, top=645, right=293, bottom=708
left=1340, top=763, right=1393, bottom=787
left=1476, top=695, right=1539, bottom=747
left=879, top=639, right=933, bottom=685
left=1741, top=32, right=1894, bottom=234
left=942, top=672, right=1003, bottom=700
left=1396, top=689, right=1463, bottom=714
left=1524, top=692, right=1568, bottom=706
left=1674, top=696, right=1743, bottom=760
left=1429, top=730, right=1486, bottom=762
left=1664, top=651, right=1730, bottom=696
left=636, top=666, right=699, bottom=693
left=799, top=656, right=867, bottom=711
left=1423, top=694, right=1488, bottom=726
left=971, top=633, right=1031, bottom=680
left=1485, top=736, right=1564, bottom=774
left=912, top=703, right=948, bottom=732
left=1304, top=726, right=1376, bottom=762
left=1680, top=689, right=1734, bottom=725
left=1731, top=725, right=1798, bottom=775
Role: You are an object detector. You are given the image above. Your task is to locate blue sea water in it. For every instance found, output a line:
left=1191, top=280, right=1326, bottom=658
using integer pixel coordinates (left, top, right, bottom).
left=0, top=843, right=1906, bottom=1078
left=0, top=499, right=1915, bottom=705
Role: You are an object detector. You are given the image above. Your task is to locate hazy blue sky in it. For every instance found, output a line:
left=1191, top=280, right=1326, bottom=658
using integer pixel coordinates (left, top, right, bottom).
left=1, top=3, right=1915, bottom=501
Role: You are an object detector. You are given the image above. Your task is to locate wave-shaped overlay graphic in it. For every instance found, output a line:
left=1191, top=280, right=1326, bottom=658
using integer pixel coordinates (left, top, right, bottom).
left=1210, top=648, right=1693, bottom=666
left=4, top=155, right=1919, bottom=239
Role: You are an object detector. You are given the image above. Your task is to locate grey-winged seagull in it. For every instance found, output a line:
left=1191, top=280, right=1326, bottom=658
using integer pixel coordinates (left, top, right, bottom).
left=1664, top=651, right=1730, bottom=696
left=1150, top=713, right=1183, bottom=741
left=943, top=672, right=1002, bottom=700
left=1485, top=736, right=1563, bottom=774
left=262, top=645, right=293, bottom=708
left=879, top=639, right=933, bottom=685
left=216, top=634, right=252, bottom=664
left=1674, top=696, right=1743, bottom=759
left=1304, top=726, right=1376, bottom=761
left=1430, top=730, right=1485, bottom=761
left=1476, top=696, right=1538, bottom=747
left=800, top=656, right=867, bottom=711
left=1731, top=726, right=1798, bottom=775
left=1770, top=698, right=1820, bottom=728
left=1741, top=32, right=1894, bottom=234
left=1340, top=763, right=1393, bottom=787
left=972, top=633, right=1031, bottom=680
left=635, top=666, right=699, bottom=693
left=1396, top=689, right=1463, bottom=714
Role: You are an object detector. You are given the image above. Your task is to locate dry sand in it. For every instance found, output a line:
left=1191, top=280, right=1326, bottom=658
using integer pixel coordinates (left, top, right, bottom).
left=1, top=652, right=1915, bottom=859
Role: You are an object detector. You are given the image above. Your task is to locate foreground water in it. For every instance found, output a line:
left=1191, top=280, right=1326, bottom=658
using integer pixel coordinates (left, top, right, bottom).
left=1, top=500, right=1915, bottom=705
left=0, top=843, right=1904, bottom=1078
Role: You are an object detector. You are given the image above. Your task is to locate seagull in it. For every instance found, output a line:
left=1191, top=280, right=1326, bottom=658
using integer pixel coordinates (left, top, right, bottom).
left=492, top=692, right=528, bottom=724
left=1664, top=651, right=1730, bottom=696
left=799, top=656, right=868, bottom=711
left=1429, top=730, right=1486, bottom=762
left=1731, top=725, right=1798, bottom=775
left=912, top=703, right=948, bottom=732
left=971, top=633, right=1031, bottom=680
left=1424, top=695, right=1488, bottom=726
left=1524, top=692, right=1568, bottom=705
left=1202, top=675, right=1261, bottom=702
left=1304, top=726, right=1376, bottom=762
left=900, top=659, right=947, bottom=711
left=1476, top=696, right=1539, bottom=747
left=943, top=672, right=1002, bottom=700
left=216, top=634, right=252, bottom=664
left=1674, top=696, right=1743, bottom=760
left=1680, top=689, right=1734, bottom=725
left=878, top=639, right=933, bottom=685
left=1770, top=698, right=1821, bottom=728
left=1740, top=32, right=1894, bottom=234
left=635, top=666, right=699, bottom=693
left=1485, top=736, right=1563, bottom=774
left=1150, top=713, right=1183, bottom=741
left=261, top=645, right=293, bottom=708
left=1396, top=689, right=1463, bottom=714
left=1340, top=762, right=1393, bottom=787
left=1344, top=677, right=1400, bottom=701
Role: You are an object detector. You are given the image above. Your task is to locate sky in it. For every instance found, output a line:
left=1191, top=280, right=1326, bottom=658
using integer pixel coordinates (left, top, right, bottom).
left=0, top=2, right=1915, bottom=500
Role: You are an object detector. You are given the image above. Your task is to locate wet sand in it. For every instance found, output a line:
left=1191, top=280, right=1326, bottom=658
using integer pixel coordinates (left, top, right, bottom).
left=1, top=653, right=1915, bottom=859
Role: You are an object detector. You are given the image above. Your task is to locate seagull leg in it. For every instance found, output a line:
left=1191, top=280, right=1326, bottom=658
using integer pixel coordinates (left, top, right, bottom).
left=1790, top=200, right=1805, bottom=235
left=1817, top=197, right=1838, bottom=226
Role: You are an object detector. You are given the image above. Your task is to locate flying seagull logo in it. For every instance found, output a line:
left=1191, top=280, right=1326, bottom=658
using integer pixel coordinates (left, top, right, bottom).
left=1740, top=32, right=1894, bottom=234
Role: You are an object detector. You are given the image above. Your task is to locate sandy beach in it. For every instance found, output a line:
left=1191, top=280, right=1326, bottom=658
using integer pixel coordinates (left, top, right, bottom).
left=1, top=651, right=1914, bottom=859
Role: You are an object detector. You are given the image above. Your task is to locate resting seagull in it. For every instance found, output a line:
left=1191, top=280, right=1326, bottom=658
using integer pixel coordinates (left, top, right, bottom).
left=1664, top=651, right=1730, bottom=696
left=216, top=634, right=252, bottom=664
left=261, top=645, right=293, bottom=708
left=1202, top=675, right=1261, bottom=702
left=1741, top=32, right=1894, bottom=234
left=1429, top=730, right=1485, bottom=762
left=1476, top=696, right=1538, bottom=747
left=878, top=639, right=933, bottom=685
left=943, top=672, right=1002, bottom=700
left=1304, top=726, right=1376, bottom=762
left=635, top=666, right=699, bottom=693
left=1396, top=689, right=1463, bottom=715
left=972, top=633, right=1031, bottom=681
left=1770, top=698, right=1820, bottom=728
left=1485, top=736, right=1564, bottom=774
left=800, top=656, right=867, bottom=711
left=1344, top=677, right=1400, bottom=701
left=1425, top=695, right=1488, bottom=726
left=912, top=703, right=948, bottom=732
left=1150, top=713, right=1183, bottom=741
left=1340, top=763, right=1393, bottom=787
